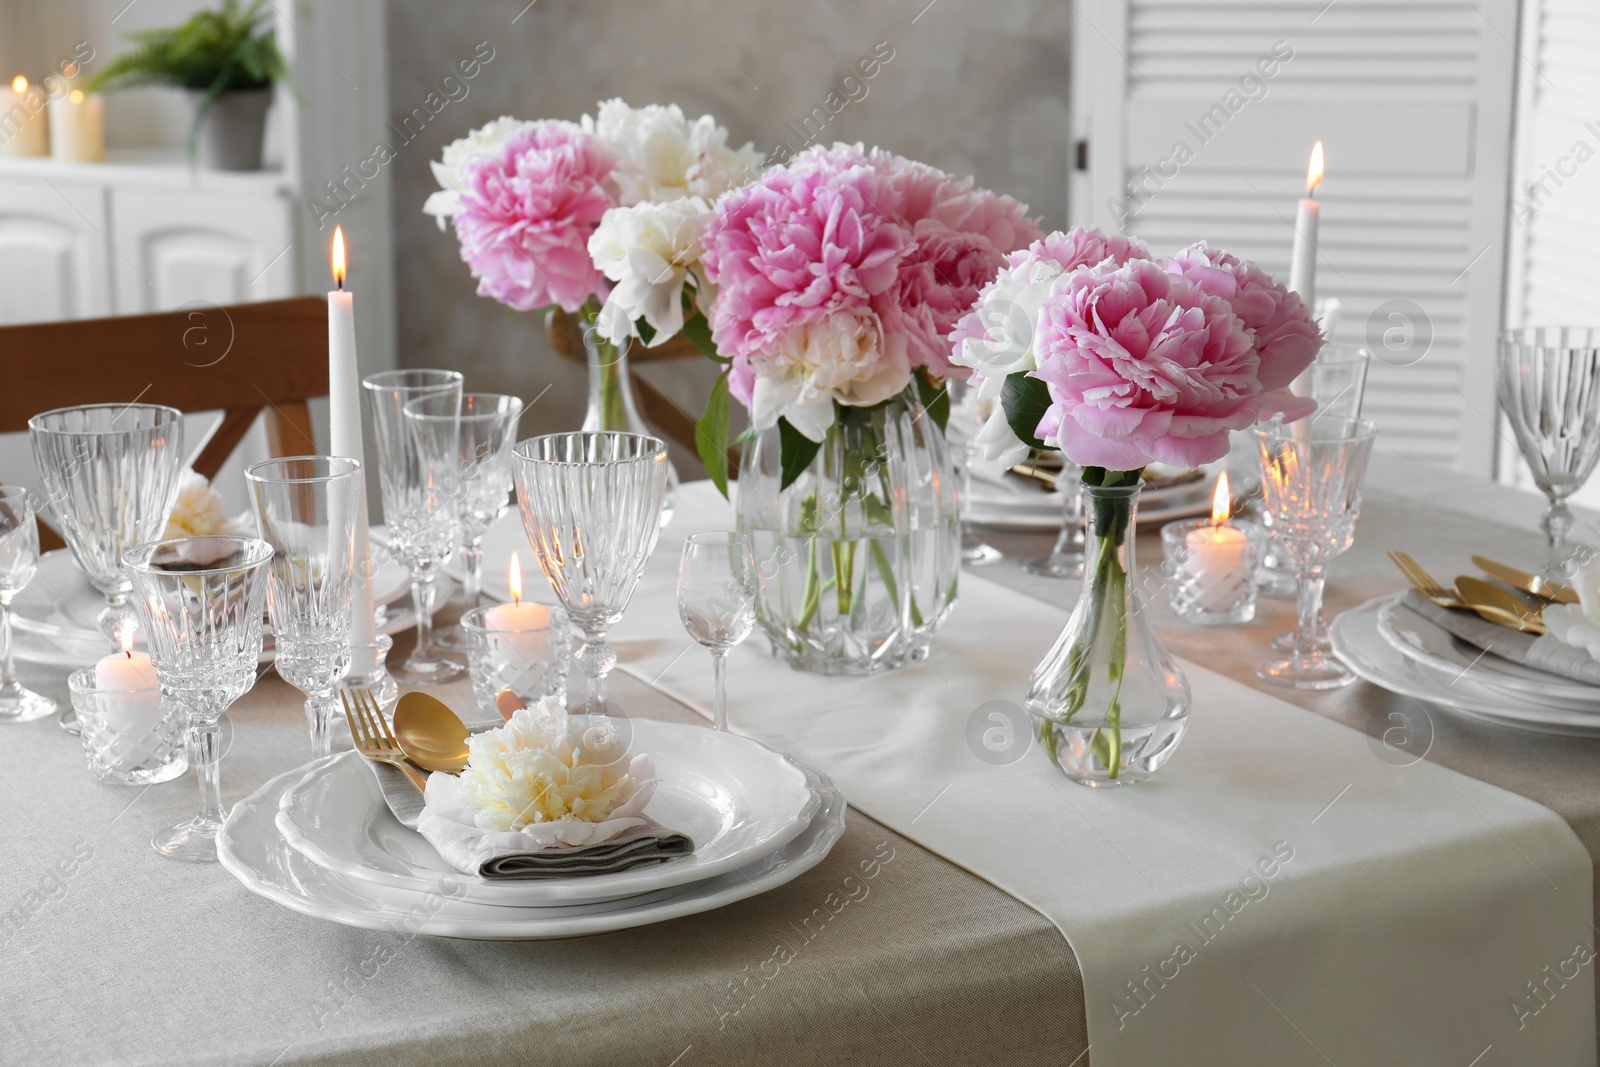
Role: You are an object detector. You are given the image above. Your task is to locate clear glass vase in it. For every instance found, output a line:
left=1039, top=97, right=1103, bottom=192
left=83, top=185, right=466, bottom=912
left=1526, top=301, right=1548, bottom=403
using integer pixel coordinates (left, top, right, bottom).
left=579, top=311, right=679, bottom=524
left=1026, top=479, right=1191, bottom=786
left=736, top=389, right=959, bottom=675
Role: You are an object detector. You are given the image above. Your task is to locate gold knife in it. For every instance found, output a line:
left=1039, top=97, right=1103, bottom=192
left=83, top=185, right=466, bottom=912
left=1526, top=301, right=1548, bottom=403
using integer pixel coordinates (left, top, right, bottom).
left=1470, top=555, right=1579, bottom=605
left=1454, top=576, right=1548, bottom=634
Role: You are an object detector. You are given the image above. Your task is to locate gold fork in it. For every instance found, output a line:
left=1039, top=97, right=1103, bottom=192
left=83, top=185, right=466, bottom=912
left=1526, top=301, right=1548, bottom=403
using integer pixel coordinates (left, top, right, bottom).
left=1387, top=551, right=1466, bottom=608
left=341, top=688, right=429, bottom=793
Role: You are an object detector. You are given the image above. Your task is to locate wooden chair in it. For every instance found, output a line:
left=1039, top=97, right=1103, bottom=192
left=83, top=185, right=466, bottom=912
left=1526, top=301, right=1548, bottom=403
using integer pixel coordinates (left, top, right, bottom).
left=546, top=308, right=738, bottom=478
left=0, top=295, right=329, bottom=548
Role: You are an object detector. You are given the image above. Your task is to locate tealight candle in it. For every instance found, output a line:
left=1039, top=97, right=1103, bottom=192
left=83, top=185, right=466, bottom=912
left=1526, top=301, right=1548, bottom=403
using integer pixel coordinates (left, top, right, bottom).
left=1184, top=473, right=1250, bottom=611
left=92, top=624, right=163, bottom=746
left=484, top=553, right=552, bottom=659
left=48, top=88, right=104, bottom=163
left=0, top=76, right=48, bottom=157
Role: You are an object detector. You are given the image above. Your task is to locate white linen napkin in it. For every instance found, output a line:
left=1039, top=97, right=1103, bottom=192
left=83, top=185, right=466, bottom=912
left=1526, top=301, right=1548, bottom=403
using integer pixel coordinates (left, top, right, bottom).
left=1400, top=590, right=1600, bottom=687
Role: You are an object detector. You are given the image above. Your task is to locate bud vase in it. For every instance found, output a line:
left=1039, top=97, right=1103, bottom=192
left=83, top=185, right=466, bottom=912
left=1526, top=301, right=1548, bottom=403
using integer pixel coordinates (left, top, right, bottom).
left=1026, top=478, right=1191, bottom=785
left=736, top=389, right=959, bottom=675
left=579, top=312, right=679, bottom=523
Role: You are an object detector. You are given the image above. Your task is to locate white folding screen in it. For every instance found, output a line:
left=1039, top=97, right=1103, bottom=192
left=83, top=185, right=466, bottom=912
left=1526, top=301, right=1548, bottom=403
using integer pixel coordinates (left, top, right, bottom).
left=1069, top=0, right=1518, bottom=476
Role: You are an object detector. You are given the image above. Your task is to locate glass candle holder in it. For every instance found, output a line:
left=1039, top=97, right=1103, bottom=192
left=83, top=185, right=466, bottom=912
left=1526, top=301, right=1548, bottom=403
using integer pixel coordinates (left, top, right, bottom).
left=68, top=668, right=187, bottom=785
left=1160, top=518, right=1265, bottom=625
left=460, top=603, right=571, bottom=715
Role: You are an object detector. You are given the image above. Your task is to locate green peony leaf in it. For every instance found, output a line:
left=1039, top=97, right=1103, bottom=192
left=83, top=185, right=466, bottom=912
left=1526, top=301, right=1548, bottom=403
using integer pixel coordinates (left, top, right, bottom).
left=778, top=417, right=823, bottom=491
left=1000, top=372, right=1052, bottom=450
left=696, top=370, right=732, bottom=499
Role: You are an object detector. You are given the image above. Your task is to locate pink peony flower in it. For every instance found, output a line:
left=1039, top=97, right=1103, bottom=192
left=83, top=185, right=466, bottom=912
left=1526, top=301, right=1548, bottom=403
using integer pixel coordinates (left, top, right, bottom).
left=875, top=219, right=1010, bottom=378
left=452, top=121, right=617, bottom=313
left=1166, top=242, right=1321, bottom=391
left=1032, top=258, right=1289, bottom=470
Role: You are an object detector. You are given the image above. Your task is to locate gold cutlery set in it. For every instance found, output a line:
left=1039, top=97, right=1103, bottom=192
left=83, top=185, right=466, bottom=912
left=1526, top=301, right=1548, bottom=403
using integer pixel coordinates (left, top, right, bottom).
left=341, top=689, right=475, bottom=791
left=1386, top=551, right=1576, bottom=635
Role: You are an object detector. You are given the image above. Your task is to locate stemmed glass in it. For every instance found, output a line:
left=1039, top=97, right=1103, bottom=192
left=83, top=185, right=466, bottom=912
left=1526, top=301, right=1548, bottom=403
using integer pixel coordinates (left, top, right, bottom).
left=28, top=403, right=186, bottom=646
left=514, top=432, right=668, bottom=713
left=1498, top=327, right=1600, bottom=577
left=403, top=392, right=524, bottom=649
left=1253, top=418, right=1378, bottom=689
left=1023, top=463, right=1087, bottom=578
left=125, top=535, right=273, bottom=861
left=363, top=369, right=465, bottom=684
left=945, top=380, right=1001, bottom=566
left=677, top=532, right=758, bottom=732
left=0, top=487, right=56, bottom=723
left=246, top=456, right=361, bottom=758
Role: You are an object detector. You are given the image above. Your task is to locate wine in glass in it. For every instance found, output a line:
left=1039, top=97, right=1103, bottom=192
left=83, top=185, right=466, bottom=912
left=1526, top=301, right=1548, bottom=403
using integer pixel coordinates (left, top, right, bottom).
left=677, top=532, right=758, bottom=732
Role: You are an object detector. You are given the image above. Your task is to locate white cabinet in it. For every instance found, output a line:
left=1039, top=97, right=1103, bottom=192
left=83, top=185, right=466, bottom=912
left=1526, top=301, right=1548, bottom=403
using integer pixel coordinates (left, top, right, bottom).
left=0, top=177, right=111, bottom=323
left=110, top=185, right=295, bottom=312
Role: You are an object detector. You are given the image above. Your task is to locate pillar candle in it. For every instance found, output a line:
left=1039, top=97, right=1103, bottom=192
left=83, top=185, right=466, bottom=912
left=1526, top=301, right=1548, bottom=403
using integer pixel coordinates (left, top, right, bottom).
left=0, top=77, right=48, bottom=158
left=47, top=89, right=104, bottom=163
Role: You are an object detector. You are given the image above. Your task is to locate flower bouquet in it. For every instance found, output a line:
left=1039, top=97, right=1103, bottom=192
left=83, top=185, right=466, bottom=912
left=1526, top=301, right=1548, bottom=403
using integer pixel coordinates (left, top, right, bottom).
left=953, top=232, right=1321, bottom=783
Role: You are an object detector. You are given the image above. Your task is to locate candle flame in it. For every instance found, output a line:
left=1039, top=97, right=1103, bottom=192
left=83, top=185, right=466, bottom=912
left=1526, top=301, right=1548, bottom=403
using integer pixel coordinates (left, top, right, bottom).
left=119, top=619, right=136, bottom=656
left=62, top=62, right=77, bottom=78
left=331, top=226, right=346, bottom=288
left=508, top=551, right=523, bottom=604
left=11, top=76, right=26, bottom=92
left=1212, top=471, right=1232, bottom=524
left=1306, top=141, right=1325, bottom=196
left=69, top=89, right=83, bottom=104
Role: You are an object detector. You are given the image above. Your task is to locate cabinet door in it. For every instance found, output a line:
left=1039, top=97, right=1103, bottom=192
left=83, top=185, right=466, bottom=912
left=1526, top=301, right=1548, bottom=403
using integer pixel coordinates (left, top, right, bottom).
left=0, top=179, right=112, bottom=324
left=110, top=186, right=295, bottom=313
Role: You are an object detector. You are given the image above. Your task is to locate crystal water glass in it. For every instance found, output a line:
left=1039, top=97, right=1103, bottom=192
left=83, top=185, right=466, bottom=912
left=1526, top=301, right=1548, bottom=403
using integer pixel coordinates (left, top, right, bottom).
left=1498, top=326, right=1600, bottom=577
left=125, top=535, right=273, bottom=861
left=1253, top=418, right=1378, bottom=689
left=0, top=486, right=56, bottom=723
left=403, top=392, right=525, bottom=649
left=363, top=369, right=465, bottom=684
left=678, top=532, right=758, bottom=732
left=1023, top=464, right=1086, bottom=578
left=28, top=403, right=186, bottom=649
left=946, top=380, right=1001, bottom=566
left=514, top=432, right=668, bottom=713
left=246, top=456, right=362, bottom=758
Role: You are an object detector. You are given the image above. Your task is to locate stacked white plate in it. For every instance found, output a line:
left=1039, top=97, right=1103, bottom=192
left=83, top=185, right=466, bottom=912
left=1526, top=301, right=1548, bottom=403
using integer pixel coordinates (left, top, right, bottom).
left=966, top=464, right=1219, bottom=530
left=218, top=719, right=846, bottom=939
left=9, top=549, right=415, bottom=667
left=1330, top=593, right=1600, bottom=737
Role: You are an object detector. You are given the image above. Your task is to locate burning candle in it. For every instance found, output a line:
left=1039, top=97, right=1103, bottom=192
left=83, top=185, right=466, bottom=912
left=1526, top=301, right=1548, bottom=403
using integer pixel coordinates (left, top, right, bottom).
left=1288, top=141, right=1323, bottom=312
left=0, top=76, right=48, bottom=158
left=328, top=227, right=381, bottom=669
left=92, top=623, right=163, bottom=748
left=1184, top=473, right=1250, bottom=611
left=47, top=88, right=103, bottom=163
left=484, top=553, right=553, bottom=645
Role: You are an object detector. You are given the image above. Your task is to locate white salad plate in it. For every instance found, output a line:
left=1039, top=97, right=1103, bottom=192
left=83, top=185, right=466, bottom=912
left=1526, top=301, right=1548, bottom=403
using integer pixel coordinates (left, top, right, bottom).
left=1330, top=595, right=1600, bottom=738
left=965, top=466, right=1217, bottom=530
left=219, top=752, right=846, bottom=940
left=274, top=720, right=825, bottom=907
left=9, top=549, right=412, bottom=667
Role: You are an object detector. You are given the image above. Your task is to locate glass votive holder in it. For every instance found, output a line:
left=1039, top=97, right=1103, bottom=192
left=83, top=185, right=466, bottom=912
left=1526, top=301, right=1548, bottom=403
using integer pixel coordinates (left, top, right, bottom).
left=68, top=668, right=187, bottom=785
left=1160, top=518, right=1265, bottom=625
left=460, top=603, right=571, bottom=715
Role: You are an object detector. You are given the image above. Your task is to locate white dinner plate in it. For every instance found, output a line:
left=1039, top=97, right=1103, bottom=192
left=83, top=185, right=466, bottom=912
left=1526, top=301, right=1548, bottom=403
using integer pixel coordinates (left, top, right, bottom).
left=275, top=721, right=824, bottom=906
left=9, top=549, right=412, bottom=668
left=1376, top=597, right=1600, bottom=710
left=964, top=467, right=1218, bottom=530
left=1330, top=595, right=1600, bottom=737
left=219, top=753, right=846, bottom=940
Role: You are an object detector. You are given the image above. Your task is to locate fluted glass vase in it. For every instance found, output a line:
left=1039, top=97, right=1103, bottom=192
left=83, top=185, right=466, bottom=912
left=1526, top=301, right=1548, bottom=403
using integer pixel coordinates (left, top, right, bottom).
left=579, top=305, right=679, bottom=524
left=1026, top=478, right=1191, bottom=786
left=736, top=389, right=959, bottom=675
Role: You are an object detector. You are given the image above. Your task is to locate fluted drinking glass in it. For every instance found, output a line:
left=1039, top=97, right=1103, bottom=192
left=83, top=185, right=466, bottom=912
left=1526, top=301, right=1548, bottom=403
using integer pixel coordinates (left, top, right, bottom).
left=514, top=432, right=668, bottom=713
left=0, top=486, right=56, bottom=723
left=363, top=369, right=465, bottom=684
left=126, top=535, right=272, bottom=861
left=1023, top=463, right=1086, bottom=578
left=1498, top=327, right=1600, bottom=577
left=678, top=532, right=758, bottom=732
left=246, top=456, right=361, bottom=758
left=403, top=392, right=524, bottom=649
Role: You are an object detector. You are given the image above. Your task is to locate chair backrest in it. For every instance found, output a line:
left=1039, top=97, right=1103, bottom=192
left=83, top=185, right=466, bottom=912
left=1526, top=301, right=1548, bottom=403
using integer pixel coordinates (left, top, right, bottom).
left=0, top=295, right=329, bottom=549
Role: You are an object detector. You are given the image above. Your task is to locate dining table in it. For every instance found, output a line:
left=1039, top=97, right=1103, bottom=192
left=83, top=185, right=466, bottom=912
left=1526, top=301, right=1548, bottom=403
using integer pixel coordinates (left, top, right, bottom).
left=3, top=449, right=1598, bottom=1067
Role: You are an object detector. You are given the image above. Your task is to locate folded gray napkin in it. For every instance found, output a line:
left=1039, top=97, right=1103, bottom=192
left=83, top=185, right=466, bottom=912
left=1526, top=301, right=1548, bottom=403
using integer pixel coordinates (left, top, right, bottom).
left=1399, top=590, right=1600, bottom=688
left=362, top=754, right=694, bottom=881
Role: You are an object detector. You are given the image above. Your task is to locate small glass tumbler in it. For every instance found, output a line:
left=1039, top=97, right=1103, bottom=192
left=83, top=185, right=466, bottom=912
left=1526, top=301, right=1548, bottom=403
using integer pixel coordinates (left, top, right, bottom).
left=68, top=668, right=187, bottom=785
left=460, top=604, right=571, bottom=715
left=1161, top=518, right=1265, bottom=625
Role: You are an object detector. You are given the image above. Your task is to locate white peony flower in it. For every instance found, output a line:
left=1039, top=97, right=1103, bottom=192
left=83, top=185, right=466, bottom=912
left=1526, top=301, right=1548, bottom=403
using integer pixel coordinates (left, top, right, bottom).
left=950, top=256, right=1070, bottom=400
left=422, top=115, right=540, bottom=229
left=584, top=98, right=763, bottom=206
left=454, top=699, right=655, bottom=834
left=750, top=311, right=911, bottom=442
left=164, top=469, right=245, bottom=539
left=589, top=197, right=713, bottom=346
left=1542, top=557, right=1600, bottom=662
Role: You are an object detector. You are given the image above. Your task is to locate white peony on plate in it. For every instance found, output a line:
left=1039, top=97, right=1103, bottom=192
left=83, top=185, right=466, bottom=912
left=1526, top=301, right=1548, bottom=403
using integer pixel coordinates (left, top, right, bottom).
left=274, top=720, right=824, bottom=907
left=219, top=751, right=846, bottom=939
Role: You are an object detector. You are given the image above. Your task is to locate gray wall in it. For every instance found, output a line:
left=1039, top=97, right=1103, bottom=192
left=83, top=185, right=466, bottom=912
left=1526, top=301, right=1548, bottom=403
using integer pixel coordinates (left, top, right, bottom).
left=386, top=0, right=1071, bottom=471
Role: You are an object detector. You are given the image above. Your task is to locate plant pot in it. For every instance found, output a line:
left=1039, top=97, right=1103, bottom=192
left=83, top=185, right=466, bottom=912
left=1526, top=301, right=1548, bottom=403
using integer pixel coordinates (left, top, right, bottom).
left=186, top=87, right=272, bottom=171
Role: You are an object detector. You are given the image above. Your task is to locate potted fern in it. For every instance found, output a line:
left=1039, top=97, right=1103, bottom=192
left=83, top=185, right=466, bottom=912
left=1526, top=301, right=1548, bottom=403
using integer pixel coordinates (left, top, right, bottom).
left=86, top=0, right=287, bottom=171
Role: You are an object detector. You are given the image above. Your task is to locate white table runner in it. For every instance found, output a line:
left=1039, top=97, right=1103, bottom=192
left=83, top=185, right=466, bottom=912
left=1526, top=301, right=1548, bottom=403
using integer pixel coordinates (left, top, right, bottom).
left=482, top=483, right=1596, bottom=1066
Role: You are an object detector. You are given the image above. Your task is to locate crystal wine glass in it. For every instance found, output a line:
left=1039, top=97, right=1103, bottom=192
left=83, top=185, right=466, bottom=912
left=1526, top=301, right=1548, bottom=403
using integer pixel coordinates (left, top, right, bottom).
left=945, top=380, right=1001, bottom=566
left=28, top=403, right=186, bottom=648
left=125, top=535, right=273, bottom=861
left=1253, top=418, right=1378, bottom=689
left=678, top=532, right=758, bottom=732
left=1498, top=326, right=1600, bottom=578
left=403, top=392, right=524, bottom=649
left=514, top=432, right=668, bottom=713
left=0, top=487, right=56, bottom=723
left=246, top=456, right=362, bottom=758
left=1023, top=463, right=1087, bottom=578
left=363, top=369, right=465, bottom=684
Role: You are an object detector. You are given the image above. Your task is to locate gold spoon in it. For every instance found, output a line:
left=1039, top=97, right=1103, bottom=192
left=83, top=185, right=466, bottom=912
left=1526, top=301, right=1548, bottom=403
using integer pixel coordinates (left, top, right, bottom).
left=1470, top=555, right=1580, bottom=605
left=392, top=692, right=471, bottom=775
left=1454, top=576, right=1548, bottom=635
